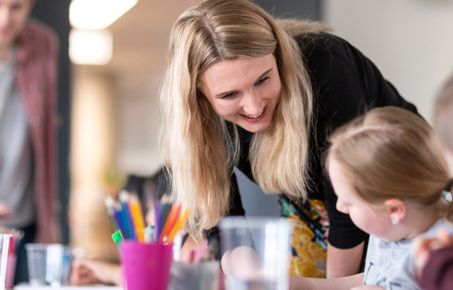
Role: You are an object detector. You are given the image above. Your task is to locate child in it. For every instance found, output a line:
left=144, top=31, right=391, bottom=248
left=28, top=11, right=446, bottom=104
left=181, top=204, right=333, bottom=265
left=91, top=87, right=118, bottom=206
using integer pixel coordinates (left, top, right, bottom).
left=290, top=106, right=453, bottom=290
left=413, top=75, right=453, bottom=290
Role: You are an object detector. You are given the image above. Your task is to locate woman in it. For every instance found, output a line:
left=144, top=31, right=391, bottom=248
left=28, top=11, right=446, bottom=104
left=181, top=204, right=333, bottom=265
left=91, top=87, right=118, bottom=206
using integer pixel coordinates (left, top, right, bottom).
left=0, top=0, right=60, bottom=283
left=160, top=0, right=417, bottom=277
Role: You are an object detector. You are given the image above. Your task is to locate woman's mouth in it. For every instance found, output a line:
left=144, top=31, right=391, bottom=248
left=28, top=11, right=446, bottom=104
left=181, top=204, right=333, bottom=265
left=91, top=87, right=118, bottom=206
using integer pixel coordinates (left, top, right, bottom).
left=241, top=106, right=266, bottom=121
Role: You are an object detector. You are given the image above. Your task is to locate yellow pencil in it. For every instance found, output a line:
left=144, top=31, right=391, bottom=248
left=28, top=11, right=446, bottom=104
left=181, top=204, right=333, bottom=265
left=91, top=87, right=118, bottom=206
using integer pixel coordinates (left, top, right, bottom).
left=129, top=195, right=146, bottom=242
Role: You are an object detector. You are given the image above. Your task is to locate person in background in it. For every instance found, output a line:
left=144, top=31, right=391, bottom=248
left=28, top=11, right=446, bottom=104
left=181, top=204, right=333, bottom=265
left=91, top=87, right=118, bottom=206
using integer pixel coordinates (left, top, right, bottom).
left=160, top=0, right=417, bottom=278
left=413, top=74, right=453, bottom=290
left=0, top=0, right=60, bottom=284
left=290, top=107, right=453, bottom=290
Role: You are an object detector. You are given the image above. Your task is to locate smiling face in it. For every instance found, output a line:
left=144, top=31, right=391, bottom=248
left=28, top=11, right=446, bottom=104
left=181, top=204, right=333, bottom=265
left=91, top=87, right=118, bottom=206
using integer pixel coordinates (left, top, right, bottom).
left=328, top=157, right=394, bottom=240
left=0, top=0, right=32, bottom=48
left=199, top=54, right=282, bottom=133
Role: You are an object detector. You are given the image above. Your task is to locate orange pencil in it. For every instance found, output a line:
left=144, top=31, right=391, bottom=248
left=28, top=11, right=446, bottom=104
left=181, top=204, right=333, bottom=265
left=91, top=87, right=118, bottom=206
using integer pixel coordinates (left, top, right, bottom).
left=167, top=208, right=190, bottom=243
left=159, top=204, right=182, bottom=243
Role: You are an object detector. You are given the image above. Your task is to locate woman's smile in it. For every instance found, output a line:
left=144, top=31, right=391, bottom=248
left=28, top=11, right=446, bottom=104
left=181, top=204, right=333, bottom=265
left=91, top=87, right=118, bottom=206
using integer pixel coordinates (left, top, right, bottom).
left=200, top=54, right=281, bottom=133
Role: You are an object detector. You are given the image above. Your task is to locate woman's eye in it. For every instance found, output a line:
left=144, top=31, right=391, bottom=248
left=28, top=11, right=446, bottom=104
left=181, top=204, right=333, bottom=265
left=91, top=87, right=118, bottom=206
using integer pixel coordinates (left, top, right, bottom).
left=11, top=3, right=23, bottom=11
left=255, top=76, right=270, bottom=86
left=221, top=91, right=238, bottom=99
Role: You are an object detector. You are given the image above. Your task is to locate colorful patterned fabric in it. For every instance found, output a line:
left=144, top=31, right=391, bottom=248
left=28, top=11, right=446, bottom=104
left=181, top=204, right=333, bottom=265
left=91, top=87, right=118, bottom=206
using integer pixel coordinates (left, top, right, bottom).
left=280, top=196, right=328, bottom=278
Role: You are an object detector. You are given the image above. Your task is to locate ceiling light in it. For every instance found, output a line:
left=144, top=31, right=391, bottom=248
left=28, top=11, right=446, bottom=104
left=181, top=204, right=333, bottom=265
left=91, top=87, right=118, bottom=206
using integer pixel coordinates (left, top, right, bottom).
left=69, top=29, right=113, bottom=65
left=70, top=0, right=138, bottom=30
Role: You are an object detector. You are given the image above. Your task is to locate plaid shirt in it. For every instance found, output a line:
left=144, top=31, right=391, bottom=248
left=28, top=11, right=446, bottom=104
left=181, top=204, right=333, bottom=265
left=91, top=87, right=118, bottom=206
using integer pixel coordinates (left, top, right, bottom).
left=15, top=19, right=60, bottom=243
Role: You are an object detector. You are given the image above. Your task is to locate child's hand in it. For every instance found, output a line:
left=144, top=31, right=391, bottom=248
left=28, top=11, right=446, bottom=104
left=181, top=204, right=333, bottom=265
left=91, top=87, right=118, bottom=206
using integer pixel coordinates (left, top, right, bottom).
left=70, top=257, right=122, bottom=286
left=413, top=231, right=453, bottom=277
left=221, top=246, right=262, bottom=279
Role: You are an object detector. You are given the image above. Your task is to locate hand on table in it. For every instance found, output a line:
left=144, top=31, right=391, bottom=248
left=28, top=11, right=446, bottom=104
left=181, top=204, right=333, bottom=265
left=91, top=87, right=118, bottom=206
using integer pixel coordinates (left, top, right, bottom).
left=350, top=285, right=384, bottom=290
left=70, top=257, right=122, bottom=286
left=221, top=246, right=262, bottom=280
left=0, top=202, right=11, bottom=219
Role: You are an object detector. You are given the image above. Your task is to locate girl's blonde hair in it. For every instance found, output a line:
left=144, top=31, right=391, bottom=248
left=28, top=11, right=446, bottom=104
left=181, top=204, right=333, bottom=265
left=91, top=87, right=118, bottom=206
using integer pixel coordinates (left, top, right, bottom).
left=434, top=75, right=453, bottom=152
left=327, top=107, right=453, bottom=220
left=160, top=0, right=325, bottom=237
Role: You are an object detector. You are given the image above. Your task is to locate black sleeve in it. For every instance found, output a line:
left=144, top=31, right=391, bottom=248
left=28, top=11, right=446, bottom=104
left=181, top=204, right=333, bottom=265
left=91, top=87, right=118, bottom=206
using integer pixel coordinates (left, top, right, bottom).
left=300, top=33, right=417, bottom=249
left=226, top=171, right=246, bottom=216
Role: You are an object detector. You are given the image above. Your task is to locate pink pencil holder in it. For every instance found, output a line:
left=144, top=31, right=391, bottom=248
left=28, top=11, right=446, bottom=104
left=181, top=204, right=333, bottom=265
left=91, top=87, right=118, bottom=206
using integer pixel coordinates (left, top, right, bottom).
left=121, top=241, right=173, bottom=290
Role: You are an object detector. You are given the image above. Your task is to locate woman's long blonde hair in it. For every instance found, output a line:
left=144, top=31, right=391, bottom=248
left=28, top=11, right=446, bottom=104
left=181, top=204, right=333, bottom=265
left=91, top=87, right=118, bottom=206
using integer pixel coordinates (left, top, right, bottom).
left=160, top=0, right=325, bottom=237
left=327, top=107, right=453, bottom=220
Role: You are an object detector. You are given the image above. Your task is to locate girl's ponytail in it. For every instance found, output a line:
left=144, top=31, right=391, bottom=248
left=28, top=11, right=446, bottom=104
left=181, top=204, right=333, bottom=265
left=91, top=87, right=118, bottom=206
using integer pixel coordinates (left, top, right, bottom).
left=442, top=179, right=453, bottom=221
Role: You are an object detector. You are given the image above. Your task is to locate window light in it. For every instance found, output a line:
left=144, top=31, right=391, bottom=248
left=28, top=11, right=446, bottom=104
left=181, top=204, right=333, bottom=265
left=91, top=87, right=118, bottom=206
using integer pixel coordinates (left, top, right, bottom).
left=69, top=29, right=113, bottom=65
left=70, top=0, right=138, bottom=30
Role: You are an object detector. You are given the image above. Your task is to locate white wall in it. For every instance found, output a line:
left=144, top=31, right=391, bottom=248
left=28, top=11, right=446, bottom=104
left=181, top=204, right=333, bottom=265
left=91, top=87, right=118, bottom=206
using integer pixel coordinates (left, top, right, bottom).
left=323, top=0, right=453, bottom=121
left=115, top=75, right=163, bottom=176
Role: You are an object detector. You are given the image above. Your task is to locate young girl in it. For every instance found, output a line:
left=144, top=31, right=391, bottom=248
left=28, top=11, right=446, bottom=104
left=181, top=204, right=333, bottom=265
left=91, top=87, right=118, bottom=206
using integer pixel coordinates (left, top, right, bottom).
left=291, top=106, right=453, bottom=290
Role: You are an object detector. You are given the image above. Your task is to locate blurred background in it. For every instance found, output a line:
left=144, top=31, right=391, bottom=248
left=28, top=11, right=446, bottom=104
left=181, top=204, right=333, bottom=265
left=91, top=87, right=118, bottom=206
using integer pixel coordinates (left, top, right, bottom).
left=34, top=0, right=453, bottom=261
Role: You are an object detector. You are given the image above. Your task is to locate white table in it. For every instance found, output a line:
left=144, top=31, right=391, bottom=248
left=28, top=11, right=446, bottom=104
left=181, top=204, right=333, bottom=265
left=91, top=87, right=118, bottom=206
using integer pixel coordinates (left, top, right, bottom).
left=14, top=284, right=121, bottom=290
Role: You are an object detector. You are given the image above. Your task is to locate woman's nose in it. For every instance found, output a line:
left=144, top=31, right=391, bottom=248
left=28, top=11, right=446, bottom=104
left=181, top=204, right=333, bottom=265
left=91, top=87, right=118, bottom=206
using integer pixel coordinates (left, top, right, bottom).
left=242, top=93, right=264, bottom=116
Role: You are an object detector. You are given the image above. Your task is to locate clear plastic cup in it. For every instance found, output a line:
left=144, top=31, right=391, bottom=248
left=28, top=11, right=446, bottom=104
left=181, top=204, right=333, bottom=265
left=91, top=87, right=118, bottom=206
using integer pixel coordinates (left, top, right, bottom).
left=25, top=244, right=71, bottom=287
left=169, top=261, right=221, bottom=290
left=0, top=234, right=13, bottom=290
left=219, top=217, right=292, bottom=290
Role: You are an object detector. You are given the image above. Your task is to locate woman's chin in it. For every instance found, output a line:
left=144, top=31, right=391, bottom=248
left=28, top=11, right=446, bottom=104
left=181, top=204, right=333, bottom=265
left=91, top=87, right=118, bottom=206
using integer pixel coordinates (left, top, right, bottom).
left=238, top=116, right=271, bottom=133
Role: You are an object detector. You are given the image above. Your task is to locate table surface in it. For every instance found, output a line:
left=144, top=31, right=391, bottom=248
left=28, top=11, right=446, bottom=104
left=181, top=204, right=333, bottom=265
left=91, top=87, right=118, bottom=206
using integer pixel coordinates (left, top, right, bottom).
left=14, top=284, right=121, bottom=290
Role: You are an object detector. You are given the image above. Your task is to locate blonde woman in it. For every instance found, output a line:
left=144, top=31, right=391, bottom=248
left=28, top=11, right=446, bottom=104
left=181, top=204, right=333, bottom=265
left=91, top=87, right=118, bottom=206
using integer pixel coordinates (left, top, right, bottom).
left=293, top=107, right=453, bottom=289
left=161, top=0, right=417, bottom=277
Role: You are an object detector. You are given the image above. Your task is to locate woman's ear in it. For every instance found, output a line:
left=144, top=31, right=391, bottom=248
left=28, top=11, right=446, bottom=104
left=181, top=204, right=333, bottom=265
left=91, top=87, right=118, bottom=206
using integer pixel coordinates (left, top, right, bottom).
left=384, top=198, right=406, bottom=225
left=24, top=0, right=35, bottom=16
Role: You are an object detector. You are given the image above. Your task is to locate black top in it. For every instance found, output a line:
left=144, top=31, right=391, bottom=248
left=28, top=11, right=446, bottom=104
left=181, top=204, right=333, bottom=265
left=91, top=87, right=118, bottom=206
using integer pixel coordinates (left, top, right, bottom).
left=211, top=32, right=417, bottom=250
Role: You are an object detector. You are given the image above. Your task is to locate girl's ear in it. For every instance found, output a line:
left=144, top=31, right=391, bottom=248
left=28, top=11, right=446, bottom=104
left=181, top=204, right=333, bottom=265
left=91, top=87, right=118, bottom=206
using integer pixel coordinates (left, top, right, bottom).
left=384, top=198, right=406, bottom=225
